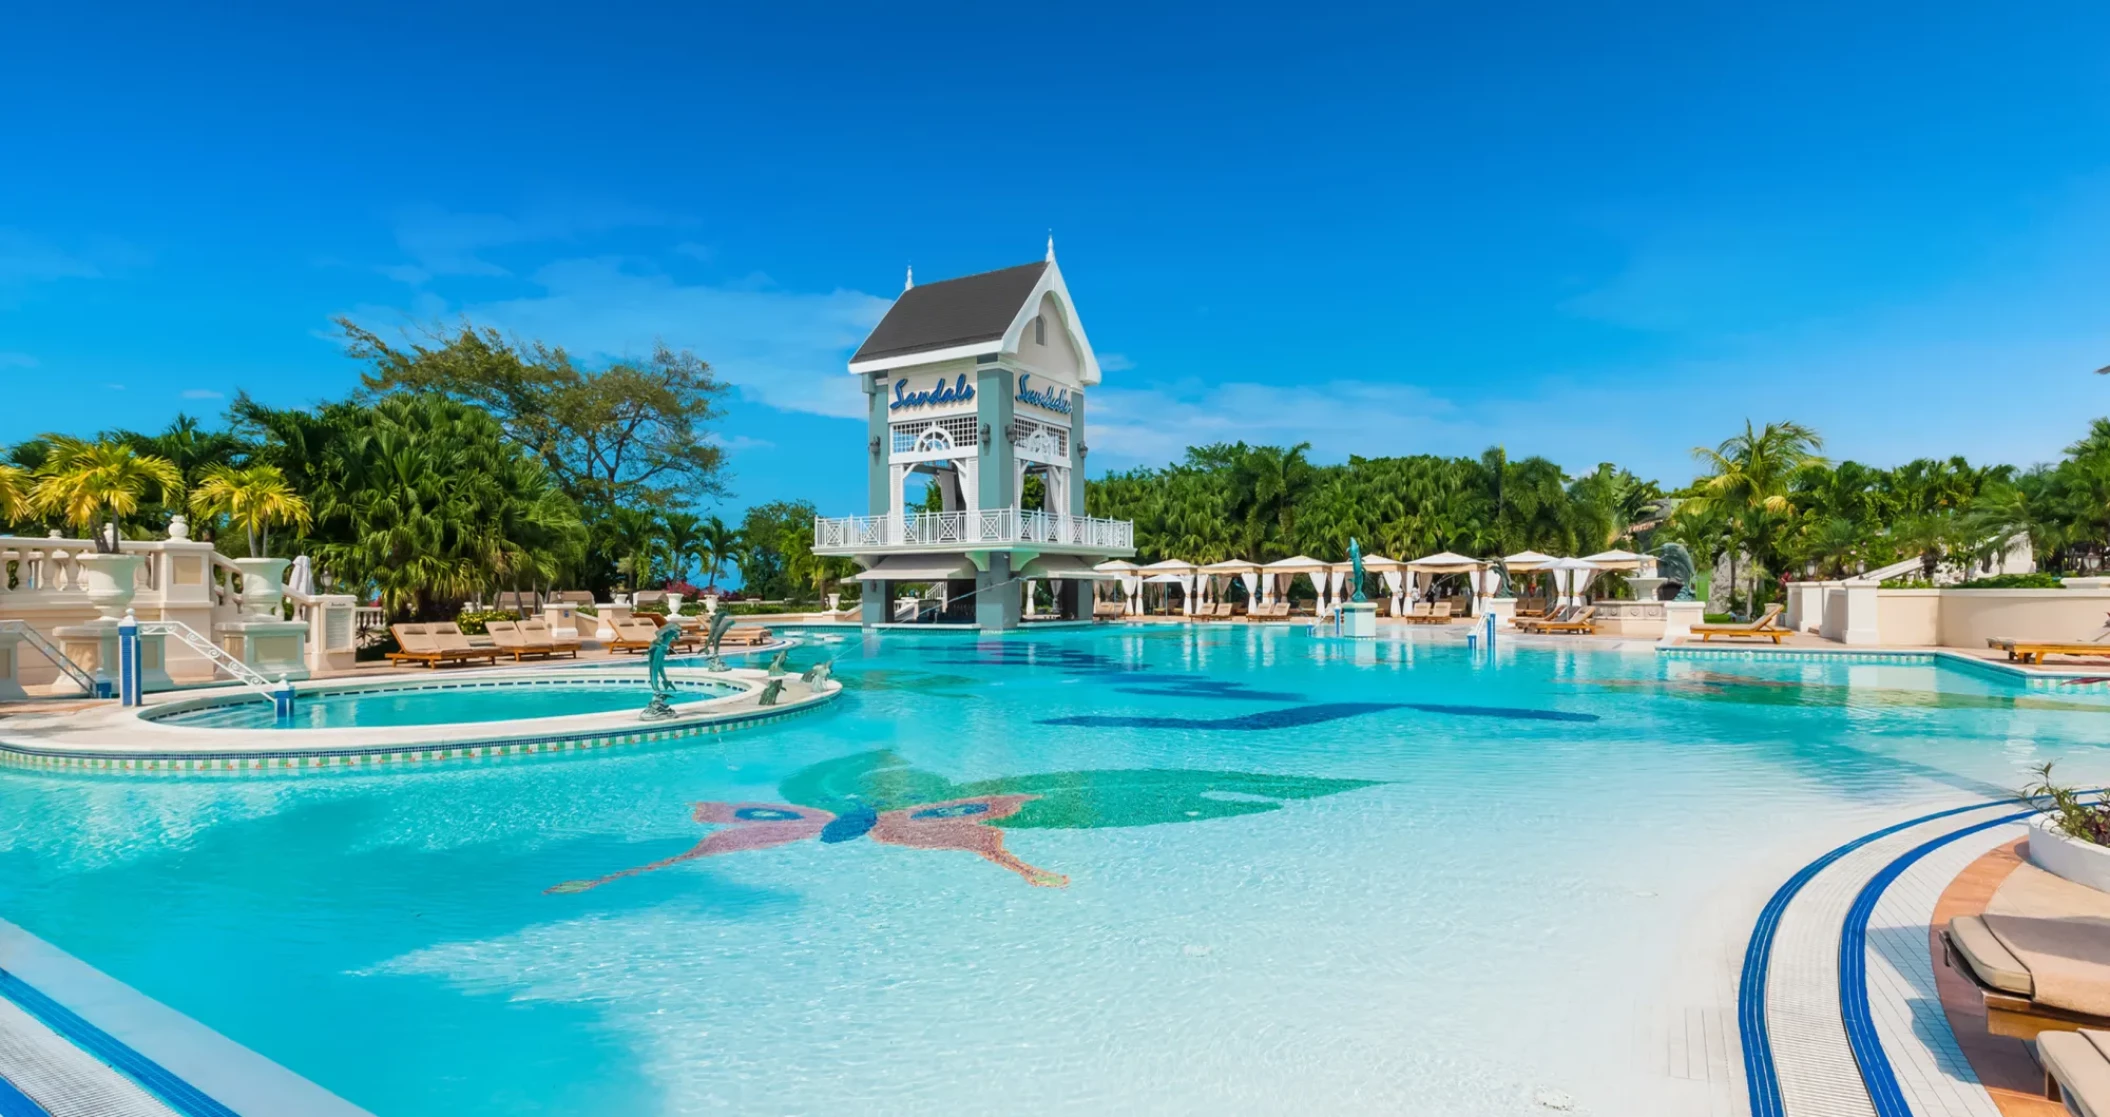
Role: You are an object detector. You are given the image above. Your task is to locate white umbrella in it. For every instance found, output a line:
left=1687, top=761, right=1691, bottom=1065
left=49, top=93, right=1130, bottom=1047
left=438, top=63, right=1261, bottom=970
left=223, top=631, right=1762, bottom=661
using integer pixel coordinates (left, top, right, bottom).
left=1503, top=550, right=1558, bottom=572
left=1581, top=549, right=1652, bottom=573
left=1547, top=557, right=1600, bottom=608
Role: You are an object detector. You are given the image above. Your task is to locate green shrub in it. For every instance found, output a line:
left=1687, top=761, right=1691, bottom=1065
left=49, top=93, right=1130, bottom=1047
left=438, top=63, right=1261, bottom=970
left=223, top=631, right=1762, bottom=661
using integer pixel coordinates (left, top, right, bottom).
left=633, top=601, right=670, bottom=615
left=1956, top=573, right=2064, bottom=590
left=2022, top=762, right=2110, bottom=846
left=1703, top=613, right=1734, bottom=624
left=455, top=609, right=520, bottom=635
left=1880, top=576, right=1935, bottom=589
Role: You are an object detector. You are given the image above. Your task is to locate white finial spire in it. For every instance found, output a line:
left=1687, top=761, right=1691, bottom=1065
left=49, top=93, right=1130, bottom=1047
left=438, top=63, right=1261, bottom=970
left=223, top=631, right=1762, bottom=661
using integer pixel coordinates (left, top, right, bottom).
left=903, top=264, right=914, bottom=291
left=1045, top=232, right=1055, bottom=262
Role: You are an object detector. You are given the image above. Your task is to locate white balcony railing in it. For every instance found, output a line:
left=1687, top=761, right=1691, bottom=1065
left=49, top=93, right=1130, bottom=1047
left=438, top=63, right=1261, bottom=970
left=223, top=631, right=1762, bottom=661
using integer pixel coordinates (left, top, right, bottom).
left=813, top=508, right=1135, bottom=553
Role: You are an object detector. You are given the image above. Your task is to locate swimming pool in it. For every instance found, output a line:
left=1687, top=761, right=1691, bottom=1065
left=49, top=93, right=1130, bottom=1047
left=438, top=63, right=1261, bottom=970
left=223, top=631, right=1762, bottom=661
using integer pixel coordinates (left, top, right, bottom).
left=145, top=677, right=745, bottom=730
left=2, top=627, right=2107, bottom=1114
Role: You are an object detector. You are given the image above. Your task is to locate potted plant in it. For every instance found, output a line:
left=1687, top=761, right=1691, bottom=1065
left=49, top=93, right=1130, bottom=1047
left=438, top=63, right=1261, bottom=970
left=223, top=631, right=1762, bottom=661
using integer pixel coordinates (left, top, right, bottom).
left=30, top=439, right=184, bottom=619
left=2021, top=762, right=2110, bottom=893
left=190, top=464, right=312, bottom=613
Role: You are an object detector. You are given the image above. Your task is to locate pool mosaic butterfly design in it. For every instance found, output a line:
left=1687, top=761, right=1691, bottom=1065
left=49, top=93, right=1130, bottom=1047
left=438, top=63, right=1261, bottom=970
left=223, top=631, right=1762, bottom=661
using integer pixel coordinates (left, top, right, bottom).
left=548, top=750, right=1379, bottom=892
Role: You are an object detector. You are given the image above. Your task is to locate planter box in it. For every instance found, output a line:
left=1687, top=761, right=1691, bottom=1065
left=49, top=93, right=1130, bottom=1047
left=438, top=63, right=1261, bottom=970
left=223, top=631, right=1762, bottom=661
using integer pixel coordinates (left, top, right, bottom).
left=2028, top=815, right=2110, bottom=894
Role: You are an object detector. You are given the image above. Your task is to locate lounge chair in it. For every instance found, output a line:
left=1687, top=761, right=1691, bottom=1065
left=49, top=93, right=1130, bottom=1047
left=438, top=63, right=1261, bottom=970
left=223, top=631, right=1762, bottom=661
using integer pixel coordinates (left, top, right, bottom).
left=725, top=624, right=774, bottom=647
left=386, top=623, right=451, bottom=668
left=516, top=618, right=578, bottom=658
left=485, top=620, right=555, bottom=662
left=430, top=622, right=501, bottom=666
left=1403, top=603, right=1432, bottom=623
left=1688, top=603, right=1787, bottom=644
left=1092, top=600, right=1125, bottom=621
left=1943, top=913, right=2110, bottom=1040
left=608, top=619, right=661, bottom=653
left=1515, top=605, right=1573, bottom=631
left=1994, top=640, right=2110, bottom=665
left=1531, top=605, right=1597, bottom=635
left=2037, top=1029, right=2110, bottom=1112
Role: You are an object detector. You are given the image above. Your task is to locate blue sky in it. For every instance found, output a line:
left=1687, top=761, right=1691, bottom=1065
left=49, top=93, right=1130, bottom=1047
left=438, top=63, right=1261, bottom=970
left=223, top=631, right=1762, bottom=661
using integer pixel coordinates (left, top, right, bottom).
left=4, top=2, right=2109, bottom=522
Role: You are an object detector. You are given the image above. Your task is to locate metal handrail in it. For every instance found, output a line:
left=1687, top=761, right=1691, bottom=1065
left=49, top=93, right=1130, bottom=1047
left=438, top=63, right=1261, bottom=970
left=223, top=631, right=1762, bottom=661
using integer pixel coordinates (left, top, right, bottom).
left=0, top=620, right=97, bottom=694
left=140, top=619, right=277, bottom=699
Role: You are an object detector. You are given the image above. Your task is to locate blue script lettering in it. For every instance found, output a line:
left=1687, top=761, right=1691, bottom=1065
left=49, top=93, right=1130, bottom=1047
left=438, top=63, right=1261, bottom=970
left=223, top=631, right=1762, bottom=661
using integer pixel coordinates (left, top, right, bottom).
left=1014, top=373, right=1073, bottom=415
left=888, top=374, right=976, bottom=411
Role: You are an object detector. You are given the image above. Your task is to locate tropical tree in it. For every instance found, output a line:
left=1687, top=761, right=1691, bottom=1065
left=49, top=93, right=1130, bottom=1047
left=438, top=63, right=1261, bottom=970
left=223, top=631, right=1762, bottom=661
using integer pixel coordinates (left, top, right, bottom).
left=189, top=464, right=313, bottom=557
left=600, top=507, right=666, bottom=592
left=0, top=462, right=28, bottom=525
left=658, top=511, right=707, bottom=586
left=29, top=438, right=186, bottom=552
left=700, top=515, right=741, bottom=590
left=1677, top=420, right=1825, bottom=611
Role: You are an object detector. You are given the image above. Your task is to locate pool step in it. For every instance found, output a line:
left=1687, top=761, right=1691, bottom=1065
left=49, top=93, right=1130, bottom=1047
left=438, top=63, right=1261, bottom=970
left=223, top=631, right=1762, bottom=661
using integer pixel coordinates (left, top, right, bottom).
left=0, top=995, right=178, bottom=1117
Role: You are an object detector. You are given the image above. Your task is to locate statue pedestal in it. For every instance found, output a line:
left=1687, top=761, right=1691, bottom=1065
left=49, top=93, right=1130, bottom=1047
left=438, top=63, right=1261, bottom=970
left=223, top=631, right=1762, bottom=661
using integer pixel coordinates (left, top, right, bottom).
left=54, top=620, right=175, bottom=694
left=1481, top=597, right=1518, bottom=623
left=1341, top=602, right=1377, bottom=638
left=214, top=618, right=311, bottom=681
left=593, top=604, right=634, bottom=645
left=1627, top=576, right=1669, bottom=602
left=1661, top=600, right=1705, bottom=643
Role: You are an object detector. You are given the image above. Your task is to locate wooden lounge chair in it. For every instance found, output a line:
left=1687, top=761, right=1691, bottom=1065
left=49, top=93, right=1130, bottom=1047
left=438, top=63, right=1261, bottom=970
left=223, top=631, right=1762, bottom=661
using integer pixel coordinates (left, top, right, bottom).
left=1092, top=600, right=1125, bottom=621
left=725, top=624, right=774, bottom=647
left=386, top=623, right=451, bottom=668
left=1688, top=603, right=1786, bottom=643
left=2000, top=641, right=2110, bottom=665
left=1942, top=914, right=2110, bottom=1040
left=1531, top=605, right=1597, bottom=635
left=1403, top=602, right=1432, bottom=623
left=2037, top=1028, right=2110, bottom=1112
left=516, top=618, right=578, bottom=658
left=485, top=620, right=552, bottom=662
left=1515, top=605, right=1572, bottom=631
left=607, top=619, right=661, bottom=653
left=430, top=622, right=501, bottom=666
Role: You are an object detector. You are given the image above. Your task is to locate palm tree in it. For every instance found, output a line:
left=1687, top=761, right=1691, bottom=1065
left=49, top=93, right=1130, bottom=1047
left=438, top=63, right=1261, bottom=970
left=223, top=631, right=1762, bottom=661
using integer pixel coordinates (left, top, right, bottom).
left=658, top=511, right=707, bottom=586
left=0, top=462, right=28, bottom=525
left=30, top=438, right=185, bottom=552
left=601, top=507, right=664, bottom=591
left=1678, top=420, right=1825, bottom=612
left=190, top=464, right=313, bottom=557
left=700, top=515, right=740, bottom=590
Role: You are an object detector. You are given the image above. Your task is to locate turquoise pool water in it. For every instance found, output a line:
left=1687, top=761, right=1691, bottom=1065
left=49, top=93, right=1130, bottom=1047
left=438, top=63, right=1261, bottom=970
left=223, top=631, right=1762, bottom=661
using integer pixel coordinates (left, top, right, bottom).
left=3, top=628, right=2109, bottom=1115
left=148, top=679, right=741, bottom=730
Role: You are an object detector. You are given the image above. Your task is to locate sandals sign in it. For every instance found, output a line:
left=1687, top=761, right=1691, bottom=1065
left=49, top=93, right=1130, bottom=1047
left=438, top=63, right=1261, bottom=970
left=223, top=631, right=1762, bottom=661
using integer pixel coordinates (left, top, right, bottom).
left=889, top=373, right=975, bottom=411
left=1014, top=373, right=1073, bottom=416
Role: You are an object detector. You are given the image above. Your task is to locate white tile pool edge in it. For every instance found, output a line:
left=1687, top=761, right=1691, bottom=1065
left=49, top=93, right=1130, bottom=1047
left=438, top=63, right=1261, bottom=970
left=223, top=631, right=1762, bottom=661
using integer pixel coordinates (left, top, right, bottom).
left=0, top=917, right=372, bottom=1115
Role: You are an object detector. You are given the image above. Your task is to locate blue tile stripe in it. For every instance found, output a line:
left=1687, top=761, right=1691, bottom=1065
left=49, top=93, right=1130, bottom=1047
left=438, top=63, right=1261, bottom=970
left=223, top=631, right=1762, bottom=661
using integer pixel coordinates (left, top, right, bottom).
left=0, top=1073, right=49, bottom=1117
left=1838, top=809, right=2035, bottom=1117
left=0, top=967, right=236, bottom=1117
left=1736, top=797, right=2022, bottom=1117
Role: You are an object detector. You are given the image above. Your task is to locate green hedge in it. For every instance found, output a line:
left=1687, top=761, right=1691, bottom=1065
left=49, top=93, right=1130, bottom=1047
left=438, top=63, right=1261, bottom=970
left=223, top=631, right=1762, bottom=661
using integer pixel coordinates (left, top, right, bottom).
left=1956, top=573, right=2065, bottom=589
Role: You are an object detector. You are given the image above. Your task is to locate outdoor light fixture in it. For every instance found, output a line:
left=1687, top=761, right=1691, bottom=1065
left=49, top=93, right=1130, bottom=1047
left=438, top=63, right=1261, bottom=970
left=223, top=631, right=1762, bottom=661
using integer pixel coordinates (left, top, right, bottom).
left=980, top=422, right=992, bottom=449
left=869, top=435, right=882, bottom=458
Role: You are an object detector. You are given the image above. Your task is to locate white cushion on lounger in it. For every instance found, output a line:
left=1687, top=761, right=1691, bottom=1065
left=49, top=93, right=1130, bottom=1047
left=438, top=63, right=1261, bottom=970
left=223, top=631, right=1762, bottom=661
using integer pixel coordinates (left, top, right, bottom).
left=2040, top=1029, right=2110, bottom=1117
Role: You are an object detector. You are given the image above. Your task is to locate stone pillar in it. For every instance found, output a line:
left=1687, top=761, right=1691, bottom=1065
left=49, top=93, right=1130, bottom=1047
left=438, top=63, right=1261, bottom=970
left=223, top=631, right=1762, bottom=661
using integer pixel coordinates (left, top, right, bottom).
left=1839, top=579, right=1882, bottom=646
left=215, top=618, right=311, bottom=681
left=0, top=629, right=25, bottom=700
left=976, top=554, right=1019, bottom=631
left=861, top=583, right=888, bottom=627
left=1662, top=600, right=1705, bottom=643
left=1342, top=601, right=1378, bottom=638
left=1482, top=597, right=1518, bottom=624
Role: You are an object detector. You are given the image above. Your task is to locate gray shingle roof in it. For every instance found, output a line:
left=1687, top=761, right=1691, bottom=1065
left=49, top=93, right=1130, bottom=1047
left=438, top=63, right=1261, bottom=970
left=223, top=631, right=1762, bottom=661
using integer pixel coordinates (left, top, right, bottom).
left=851, top=261, right=1046, bottom=364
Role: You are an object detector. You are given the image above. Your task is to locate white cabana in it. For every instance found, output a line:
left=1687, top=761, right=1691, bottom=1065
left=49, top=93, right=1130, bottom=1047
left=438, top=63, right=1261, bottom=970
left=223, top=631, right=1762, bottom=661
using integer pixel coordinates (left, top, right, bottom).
left=1094, top=559, right=1143, bottom=616
left=1260, top=555, right=1330, bottom=609
left=1200, top=559, right=1260, bottom=613
left=1503, top=550, right=1558, bottom=571
left=1582, top=549, right=1656, bottom=573
left=1547, top=556, right=1601, bottom=608
left=1324, top=554, right=1400, bottom=616
left=1402, top=552, right=1487, bottom=614
left=1139, top=559, right=1200, bottom=615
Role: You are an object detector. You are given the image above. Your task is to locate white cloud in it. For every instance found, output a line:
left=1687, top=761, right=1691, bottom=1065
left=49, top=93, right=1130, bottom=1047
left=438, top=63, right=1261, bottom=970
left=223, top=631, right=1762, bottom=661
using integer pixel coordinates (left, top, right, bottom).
left=347, top=256, right=891, bottom=420
left=0, top=229, right=147, bottom=294
left=181, top=388, right=225, bottom=400
left=706, top=432, right=775, bottom=451
left=0, top=352, right=37, bottom=369
left=1097, top=351, right=1136, bottom=372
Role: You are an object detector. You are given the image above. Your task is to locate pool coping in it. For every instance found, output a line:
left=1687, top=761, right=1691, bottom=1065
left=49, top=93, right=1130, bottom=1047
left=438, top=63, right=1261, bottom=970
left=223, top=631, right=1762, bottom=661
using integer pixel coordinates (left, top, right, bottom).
left=1657, top=644, right=2110, bottom=691
left=0, top=668, right=843, bottom=775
